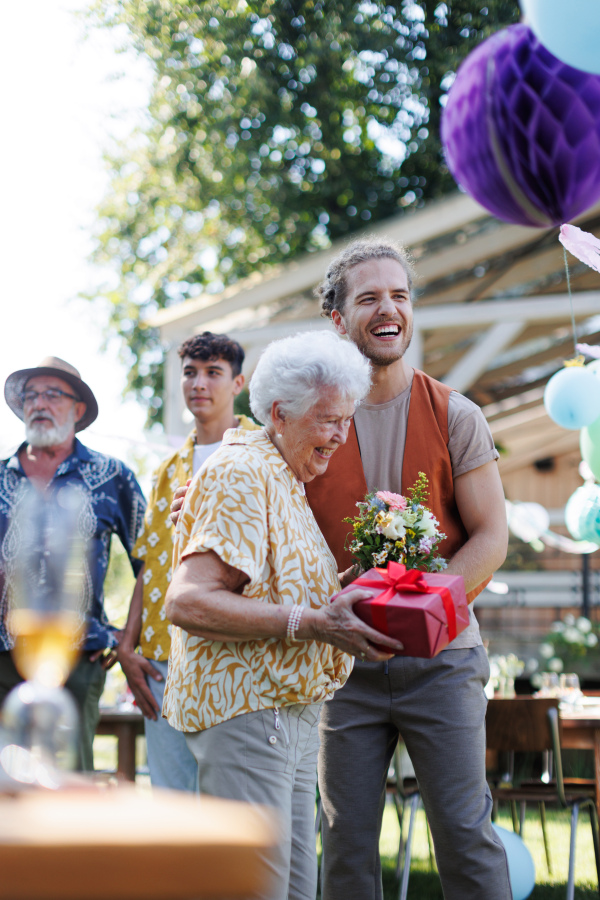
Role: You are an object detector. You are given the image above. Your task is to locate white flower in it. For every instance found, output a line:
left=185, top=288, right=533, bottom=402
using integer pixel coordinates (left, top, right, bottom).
left=587, top=633, right=598, bottom=648
left=419, top=509, right=439, bottom=538
left=540, top=642, right=554, bottom=659
left=372, top=550, right=389, bottom=566
left=548, top=657, right=564, bottom=672
left=147, top=532, right=160, bottom=547
left=158, top=551, right=169, bottom=566
left=379, top=512, right=406, bottom=541
left=564, top=627, right=583, bottom=644
left=142, top=608, right=148, bottom=623
left=143, top=568, right=153, bottom=585
left=401, top=509, right=418, bottom=527
left=564, top=613, right=576, bottom=627
left=577, top=617, right=593, bottom=633
left=159, top=606, right=167, bottom=620
left=149, top=587, right=162, bottom=604
left=166, top=567, right=172, bottom=583
left=156, top=498, right=168, bottom=512
left=153, top=645, right=163, bottom=660
left=144, top=625, right=155, bottom=642
left=551, top=621, right=565, bottom=633
left=166, top=464, right=176, bottom=479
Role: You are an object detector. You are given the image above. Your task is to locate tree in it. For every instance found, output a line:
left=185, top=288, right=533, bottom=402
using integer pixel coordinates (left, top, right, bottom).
left=89, top=0, right=520, bottom=427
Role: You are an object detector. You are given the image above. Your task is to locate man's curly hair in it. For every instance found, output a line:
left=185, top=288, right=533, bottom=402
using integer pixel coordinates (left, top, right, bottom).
left=315, top=238, right=415, bottom=319
left=178, top=332, right=245, bottom=376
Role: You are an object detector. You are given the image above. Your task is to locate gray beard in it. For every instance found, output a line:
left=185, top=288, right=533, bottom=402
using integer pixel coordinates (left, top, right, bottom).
left=25, top=417, right=75, bottom=448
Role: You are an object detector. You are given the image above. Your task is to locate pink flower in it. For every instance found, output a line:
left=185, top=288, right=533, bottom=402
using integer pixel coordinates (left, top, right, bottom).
left=376, top=490, right=407, bottom=511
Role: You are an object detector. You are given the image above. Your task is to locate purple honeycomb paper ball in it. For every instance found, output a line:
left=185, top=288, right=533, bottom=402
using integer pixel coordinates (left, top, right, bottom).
left=441, top=24, right=600, bottom=228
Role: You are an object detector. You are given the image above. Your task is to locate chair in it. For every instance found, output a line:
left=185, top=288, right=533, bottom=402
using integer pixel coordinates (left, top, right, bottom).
left=387, top=741, right=435, bottom=900
left=486, top=698, right=600, bottom=900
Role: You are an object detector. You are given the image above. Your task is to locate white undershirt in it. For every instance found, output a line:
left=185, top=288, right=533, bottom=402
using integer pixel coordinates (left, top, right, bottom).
left=192, top=439, right=223, bottom=475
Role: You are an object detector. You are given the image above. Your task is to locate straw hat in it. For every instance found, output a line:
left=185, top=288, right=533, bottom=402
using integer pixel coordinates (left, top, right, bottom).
left=4, top=356, right=98, bottom=432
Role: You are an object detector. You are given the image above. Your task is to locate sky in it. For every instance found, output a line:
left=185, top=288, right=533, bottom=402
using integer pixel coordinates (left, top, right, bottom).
left=0, top=0, right=167, bottom=476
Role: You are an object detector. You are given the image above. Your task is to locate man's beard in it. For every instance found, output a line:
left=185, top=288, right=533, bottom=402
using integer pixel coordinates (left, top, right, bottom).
left=353, top=320, right=414, bottom=367
left=25, top=410, right=76, bottom=448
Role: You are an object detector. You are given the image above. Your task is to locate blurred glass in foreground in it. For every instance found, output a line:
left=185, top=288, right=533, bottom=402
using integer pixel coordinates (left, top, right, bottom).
left=0, top=485, right=89, bottom=785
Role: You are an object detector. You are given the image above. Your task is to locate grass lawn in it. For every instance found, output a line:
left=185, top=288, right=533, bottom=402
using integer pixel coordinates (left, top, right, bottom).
left=318, top=801, right=599, bottom=899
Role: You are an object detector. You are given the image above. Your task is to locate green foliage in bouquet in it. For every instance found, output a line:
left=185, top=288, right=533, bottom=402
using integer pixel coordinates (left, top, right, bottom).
left=344, top=472, right=447, bottom=573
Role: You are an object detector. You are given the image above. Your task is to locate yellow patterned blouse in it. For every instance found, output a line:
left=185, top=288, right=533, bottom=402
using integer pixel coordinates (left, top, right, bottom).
left=133, top=415, right=259, bottom=662
left=163, top=428, right=352, bottom=732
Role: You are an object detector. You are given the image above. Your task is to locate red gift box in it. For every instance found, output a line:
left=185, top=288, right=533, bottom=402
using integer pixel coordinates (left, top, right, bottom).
left=336, top=561, right=469, bottom=658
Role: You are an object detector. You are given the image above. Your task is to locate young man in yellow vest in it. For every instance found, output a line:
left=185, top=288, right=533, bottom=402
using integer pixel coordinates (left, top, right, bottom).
left=116, top=332, right=259, bottom=791
left=306, top=241, right=512, bottom=900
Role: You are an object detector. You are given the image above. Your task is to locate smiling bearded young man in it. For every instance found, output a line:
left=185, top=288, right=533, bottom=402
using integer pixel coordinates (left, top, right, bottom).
left=0, top=357, right=145, bottom=771
left=304, top=240, right=513, bottom=900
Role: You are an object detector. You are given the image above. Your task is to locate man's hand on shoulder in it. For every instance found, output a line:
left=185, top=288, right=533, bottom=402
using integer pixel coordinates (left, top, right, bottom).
left=169, top=479, right=192, bottom=527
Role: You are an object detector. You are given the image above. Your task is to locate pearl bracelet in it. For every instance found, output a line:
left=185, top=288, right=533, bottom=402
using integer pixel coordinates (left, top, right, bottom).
left=286, top=605, right=305, bottom=641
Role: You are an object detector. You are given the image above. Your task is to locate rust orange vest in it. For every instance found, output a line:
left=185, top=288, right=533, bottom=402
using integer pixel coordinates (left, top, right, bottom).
left=305, top=370, right=490, bottom=604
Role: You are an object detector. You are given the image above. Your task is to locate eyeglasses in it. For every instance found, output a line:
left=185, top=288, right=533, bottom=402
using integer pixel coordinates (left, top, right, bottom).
left=22, top=389, right=79, bottom=405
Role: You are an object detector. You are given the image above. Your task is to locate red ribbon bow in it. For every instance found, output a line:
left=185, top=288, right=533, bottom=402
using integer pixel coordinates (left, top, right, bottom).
left=354, top=560, right=457, bottom=642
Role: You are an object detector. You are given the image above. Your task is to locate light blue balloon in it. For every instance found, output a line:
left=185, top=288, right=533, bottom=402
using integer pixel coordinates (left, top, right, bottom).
left=565, top=483, right=600, bottom=542
left=580, top=413, right=600, bottom=481
left=492, top=824, right=535, bottom=900
left=520, top=0, right=600, bottom=75
left=543, top=367, right=600, bottom=430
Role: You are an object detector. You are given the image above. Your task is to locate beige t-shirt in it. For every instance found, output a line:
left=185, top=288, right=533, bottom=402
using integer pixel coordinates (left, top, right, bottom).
left=354, top=374, right=499, bottom=650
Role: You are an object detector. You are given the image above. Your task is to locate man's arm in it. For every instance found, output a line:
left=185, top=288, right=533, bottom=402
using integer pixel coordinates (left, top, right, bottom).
left=116, top=565, right=163, bottom=720
left=444, top=460, right=507, bottom=597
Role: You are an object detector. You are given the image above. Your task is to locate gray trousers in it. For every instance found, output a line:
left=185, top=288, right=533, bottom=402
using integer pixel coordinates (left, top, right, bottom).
left=144, top=659, right=198, bottom=792
left=185, top=702, right=322, bottom=900
left=318, top=647, right=512, bottom=900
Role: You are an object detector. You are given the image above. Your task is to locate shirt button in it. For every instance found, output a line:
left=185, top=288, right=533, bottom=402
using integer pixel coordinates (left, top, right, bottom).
left=268, top=735, right=277, bottom=745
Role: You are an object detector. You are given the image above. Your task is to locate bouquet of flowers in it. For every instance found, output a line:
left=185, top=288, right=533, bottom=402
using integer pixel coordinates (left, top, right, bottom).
left=344, top=472, right=448, bottom=573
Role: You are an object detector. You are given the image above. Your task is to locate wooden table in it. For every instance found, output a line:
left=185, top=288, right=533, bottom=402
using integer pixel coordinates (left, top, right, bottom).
left=96, top=706, right=145, bottom=781
left=0, top=783, right=278, bottom=899
left=560, top=704, right=600, bottom=808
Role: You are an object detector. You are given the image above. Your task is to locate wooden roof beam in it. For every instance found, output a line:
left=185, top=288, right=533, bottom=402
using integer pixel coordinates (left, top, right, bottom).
left=442, top=320, right=526, bottom=392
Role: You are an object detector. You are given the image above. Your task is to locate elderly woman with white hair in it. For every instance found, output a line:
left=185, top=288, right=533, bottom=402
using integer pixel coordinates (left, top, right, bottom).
left=163, top=331, right=402, bottom=900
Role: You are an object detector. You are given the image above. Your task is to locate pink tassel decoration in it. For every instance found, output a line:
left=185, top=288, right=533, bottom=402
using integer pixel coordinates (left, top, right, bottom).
left=559, top=224, right=600, bottom=273
left=577, top=343, right=600, bottom=359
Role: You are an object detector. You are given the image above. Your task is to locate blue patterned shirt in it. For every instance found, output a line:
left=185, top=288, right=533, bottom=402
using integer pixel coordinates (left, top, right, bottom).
left=0, top=439, right=146, bottom=652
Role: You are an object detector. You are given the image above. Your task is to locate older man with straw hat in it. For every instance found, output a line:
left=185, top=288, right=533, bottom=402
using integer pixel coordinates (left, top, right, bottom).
left=0, top=356, right=145, bottom=770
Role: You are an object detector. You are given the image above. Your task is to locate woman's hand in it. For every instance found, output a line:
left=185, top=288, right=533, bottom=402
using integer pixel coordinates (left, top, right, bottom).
left=300, top=589, right=403, bottom=662
left=169, top=480, right=191, bottom=527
